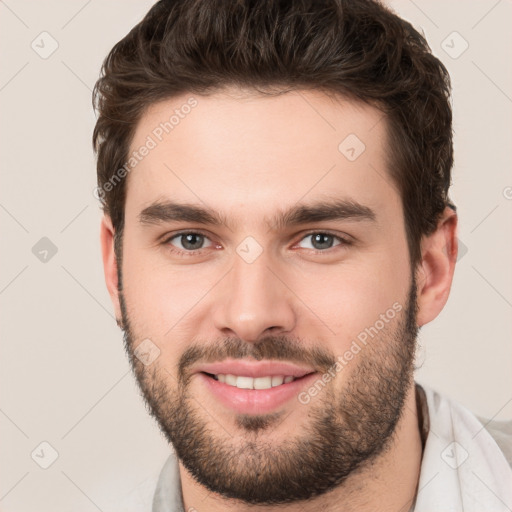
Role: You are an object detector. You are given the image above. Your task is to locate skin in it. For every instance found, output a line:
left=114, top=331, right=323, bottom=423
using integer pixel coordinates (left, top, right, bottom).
left=100, top=88, right=458, bottom=511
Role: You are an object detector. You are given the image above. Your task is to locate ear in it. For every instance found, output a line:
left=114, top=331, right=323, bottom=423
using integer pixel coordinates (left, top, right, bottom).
left=415, top=206, right=458, bottom=327
left=99, top=214, right=123, bottom=326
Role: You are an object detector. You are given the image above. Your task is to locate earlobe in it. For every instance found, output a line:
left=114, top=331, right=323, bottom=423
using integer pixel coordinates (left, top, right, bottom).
left=99, top=215, right=123, bottom=325
left=415, top=207, right=458, bottom=327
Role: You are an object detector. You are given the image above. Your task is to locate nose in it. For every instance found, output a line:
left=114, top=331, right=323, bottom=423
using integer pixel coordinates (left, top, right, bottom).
left=212, top=252, right=297, bottom=343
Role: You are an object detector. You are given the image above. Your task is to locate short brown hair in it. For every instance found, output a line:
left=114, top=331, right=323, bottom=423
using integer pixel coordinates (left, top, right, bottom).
left=92, top=0, right=454, bottom=268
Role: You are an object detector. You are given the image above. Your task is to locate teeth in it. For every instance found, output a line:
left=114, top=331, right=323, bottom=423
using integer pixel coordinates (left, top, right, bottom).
left=271, top=376, right=284, bottom=387
left=213, top=374, right=296, bottom=390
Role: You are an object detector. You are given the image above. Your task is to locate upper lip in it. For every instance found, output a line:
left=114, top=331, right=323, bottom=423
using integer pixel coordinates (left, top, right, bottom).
left=193, top=359, right=316, bottom=378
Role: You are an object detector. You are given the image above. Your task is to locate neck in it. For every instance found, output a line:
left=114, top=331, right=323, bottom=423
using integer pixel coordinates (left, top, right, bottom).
left=178, top=383, right=423, bottom=512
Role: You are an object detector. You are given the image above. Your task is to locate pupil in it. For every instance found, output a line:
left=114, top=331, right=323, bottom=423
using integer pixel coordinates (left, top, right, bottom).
left=182, top=234, right=203, bottom=250
left=313, top=233, right=332, bottom=250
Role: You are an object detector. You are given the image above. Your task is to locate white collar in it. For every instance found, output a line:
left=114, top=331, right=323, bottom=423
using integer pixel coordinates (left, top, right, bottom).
left=413, top=384, right=512, bottom=511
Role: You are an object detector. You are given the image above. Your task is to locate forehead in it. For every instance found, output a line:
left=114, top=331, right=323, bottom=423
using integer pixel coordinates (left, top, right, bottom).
left=125, top=88, right=398, bottom=226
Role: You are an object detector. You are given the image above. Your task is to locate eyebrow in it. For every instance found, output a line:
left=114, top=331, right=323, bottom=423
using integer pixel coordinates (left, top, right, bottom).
left=138, top=198, right=376, bottom=230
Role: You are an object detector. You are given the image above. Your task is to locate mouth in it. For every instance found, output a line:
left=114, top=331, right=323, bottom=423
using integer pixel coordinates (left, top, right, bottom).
left=197, top=370, right=319, bottom=415
left=201, top=371, right=313, bottom=390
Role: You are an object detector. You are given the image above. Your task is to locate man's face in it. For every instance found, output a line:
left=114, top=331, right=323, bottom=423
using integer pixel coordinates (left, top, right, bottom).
left=116, top=89, right=418, bottom=504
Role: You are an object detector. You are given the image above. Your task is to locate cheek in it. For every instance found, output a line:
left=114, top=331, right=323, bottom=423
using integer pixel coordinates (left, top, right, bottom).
left=121, top=265, right=199, bottom=375
left=121, top=243, right=218, bottom=344
left=292, top=254, right=409, bottom=347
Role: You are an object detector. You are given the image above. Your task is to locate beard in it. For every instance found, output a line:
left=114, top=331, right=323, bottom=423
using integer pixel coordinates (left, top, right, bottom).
left=118, top=275, right=418, bottom=506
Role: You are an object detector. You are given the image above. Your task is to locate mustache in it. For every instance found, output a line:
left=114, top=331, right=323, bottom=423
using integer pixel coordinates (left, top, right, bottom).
left=177, top=335, right=337, bottom=384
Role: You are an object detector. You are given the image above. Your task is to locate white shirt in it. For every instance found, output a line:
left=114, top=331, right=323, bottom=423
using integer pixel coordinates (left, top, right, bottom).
left=118, top=383, right=512, bottom=511
left=413, top=384, right=512, bottom=511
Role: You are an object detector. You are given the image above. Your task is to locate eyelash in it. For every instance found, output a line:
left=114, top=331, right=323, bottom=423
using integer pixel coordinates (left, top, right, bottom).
left=161, top=230, right=353, bottom=257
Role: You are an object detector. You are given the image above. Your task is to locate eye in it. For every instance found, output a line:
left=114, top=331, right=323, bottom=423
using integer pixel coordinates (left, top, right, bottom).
left=161, top=230, right=351, bottom=257
left=297, top=232, right=350, bottom=251
left=165, top=232, right=214, bottom=252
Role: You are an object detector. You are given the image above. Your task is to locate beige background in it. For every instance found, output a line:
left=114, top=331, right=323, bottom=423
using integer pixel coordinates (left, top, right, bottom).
left=1, top=1, right=511, bottom=510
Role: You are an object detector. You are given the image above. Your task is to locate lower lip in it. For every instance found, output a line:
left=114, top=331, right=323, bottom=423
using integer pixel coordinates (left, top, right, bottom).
left=197, top=372, right=319, bottom=415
